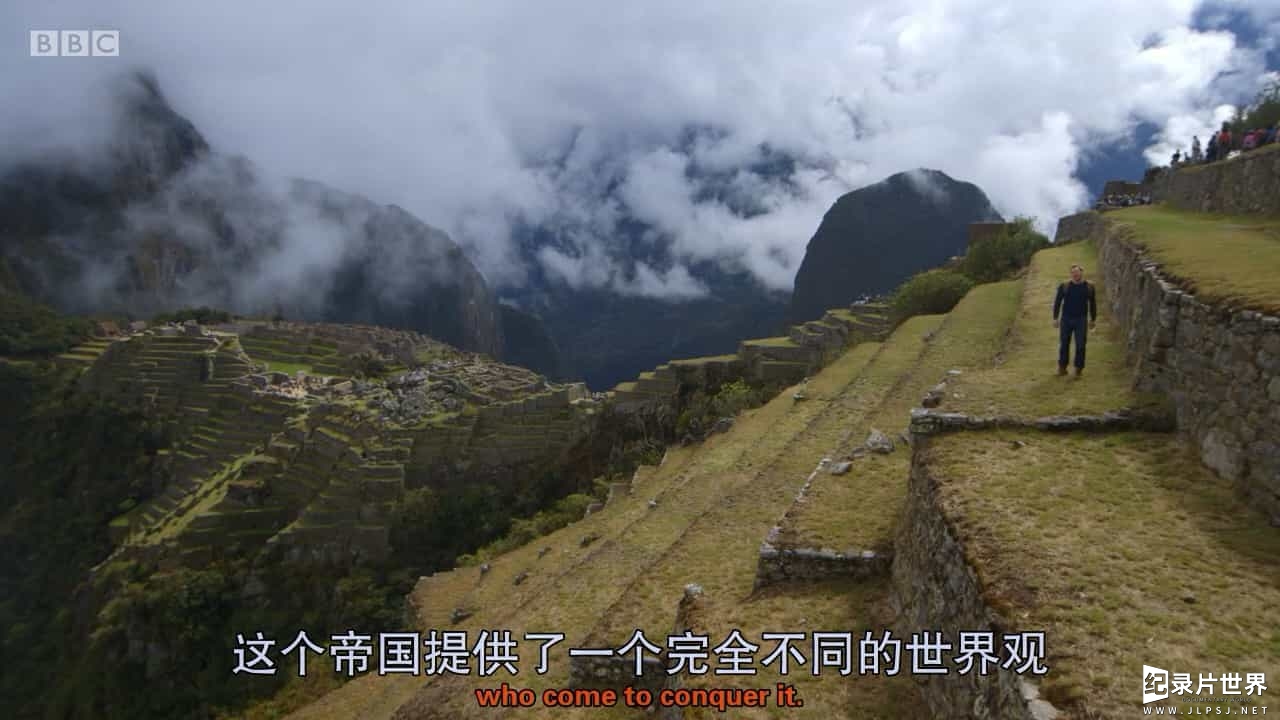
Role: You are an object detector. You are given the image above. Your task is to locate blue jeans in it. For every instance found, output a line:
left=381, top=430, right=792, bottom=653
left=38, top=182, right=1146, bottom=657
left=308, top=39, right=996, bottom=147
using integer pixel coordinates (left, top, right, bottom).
left=1059, top=316, right=1087, bottom=369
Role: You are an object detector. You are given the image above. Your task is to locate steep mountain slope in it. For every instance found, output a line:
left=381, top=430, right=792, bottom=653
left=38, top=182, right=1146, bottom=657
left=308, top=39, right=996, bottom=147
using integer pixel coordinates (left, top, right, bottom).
left=0, top=72, right=507, bottom=359
left=506, top=217, right=790, bottom=390
left=788, top=168, right=1003, bottom=323
left=510, top=268, right=788, bottom=390
left=498, top=304, right=570, bottom=380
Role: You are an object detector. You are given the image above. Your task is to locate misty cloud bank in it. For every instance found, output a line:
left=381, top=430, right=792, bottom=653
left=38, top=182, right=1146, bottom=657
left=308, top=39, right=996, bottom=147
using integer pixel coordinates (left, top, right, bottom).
left=4, top=0, right=1279, bottom=299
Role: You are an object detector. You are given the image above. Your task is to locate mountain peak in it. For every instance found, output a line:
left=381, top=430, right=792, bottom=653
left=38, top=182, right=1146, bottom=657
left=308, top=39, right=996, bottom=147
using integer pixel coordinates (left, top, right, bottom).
left=788, top=170, right=1002, bottom=323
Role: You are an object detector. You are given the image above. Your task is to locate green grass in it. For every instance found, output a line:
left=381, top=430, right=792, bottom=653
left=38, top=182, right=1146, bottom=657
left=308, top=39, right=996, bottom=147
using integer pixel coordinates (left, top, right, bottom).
left=928, top=429, right=1280, bottom=717
left=585, top=340, right=889, bottom=645
left=264, top=360, right=314, bottom=376
left=1107, top=204, right=1280, bottom=314
left=371, top=339, right=899, bottom=719
left=678, top=579, right=929, bottom=720
left=945, top=241, right=1152, bottom=418
left=744, top=336, right=799, bottom=348
left=669, top=353, right=739, bottom=366
left=786, top=282, right=1021, bottom=552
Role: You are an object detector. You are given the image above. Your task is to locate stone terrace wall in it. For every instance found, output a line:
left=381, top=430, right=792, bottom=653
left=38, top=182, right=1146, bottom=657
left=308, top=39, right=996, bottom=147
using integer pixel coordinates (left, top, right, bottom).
left=608, top=303, right=892, bottom=412
left=1097, top=221, right=1280, bottom=523
left=1147, top=145, right=1280, bottom=215
left=1101, top=180, right=1144, bottom=197
left=1052, top=210, right=1106, bottom=245
left=892, top=441, right=1059, bottom=720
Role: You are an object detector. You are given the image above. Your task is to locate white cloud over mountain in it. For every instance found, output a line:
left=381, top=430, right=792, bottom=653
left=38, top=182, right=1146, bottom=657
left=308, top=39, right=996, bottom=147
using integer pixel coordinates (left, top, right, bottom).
left=2, top=0, right=1275, bottom=295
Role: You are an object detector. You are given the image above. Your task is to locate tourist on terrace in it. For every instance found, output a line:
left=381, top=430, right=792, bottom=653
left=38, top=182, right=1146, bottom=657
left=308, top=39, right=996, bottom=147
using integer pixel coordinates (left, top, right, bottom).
left=1053, top=264, right=1097, bottom=378
left=1206, top=133, right=1218, bottom=163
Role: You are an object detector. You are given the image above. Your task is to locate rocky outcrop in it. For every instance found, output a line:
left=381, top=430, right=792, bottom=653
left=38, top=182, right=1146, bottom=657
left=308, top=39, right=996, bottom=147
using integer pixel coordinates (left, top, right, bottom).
left=1097, top=220, right=1280, bottom=523
left=1146, top=146, right=1280, bottom=215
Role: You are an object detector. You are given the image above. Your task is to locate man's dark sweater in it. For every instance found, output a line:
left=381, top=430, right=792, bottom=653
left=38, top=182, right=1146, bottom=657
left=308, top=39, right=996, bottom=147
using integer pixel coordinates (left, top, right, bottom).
left=1053, top=280, right=1097, bottom=321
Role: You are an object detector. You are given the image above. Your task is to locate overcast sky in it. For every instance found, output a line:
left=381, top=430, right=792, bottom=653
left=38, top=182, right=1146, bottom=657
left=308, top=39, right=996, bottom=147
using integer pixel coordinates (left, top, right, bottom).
left=3, top=1, right=1278, bottom=296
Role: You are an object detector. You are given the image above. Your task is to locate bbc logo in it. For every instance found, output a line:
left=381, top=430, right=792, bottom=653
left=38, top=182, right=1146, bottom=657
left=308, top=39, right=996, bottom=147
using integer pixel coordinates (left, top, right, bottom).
left=30, top=30, right=120, bottom=57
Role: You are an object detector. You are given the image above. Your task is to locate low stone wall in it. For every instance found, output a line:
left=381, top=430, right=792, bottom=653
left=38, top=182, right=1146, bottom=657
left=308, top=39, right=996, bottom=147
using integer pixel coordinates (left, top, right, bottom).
left=569, top=584, right=707, bottom=720
left=756, top=536, right=891, bottom=587
left=1097, top=222, right=1280, bottom=523
left=891, top=440, right=1060, bottom=720
left=907, top=408, right=1175, bottom=436
left=1051, top=210, right=1106, bottom=245
left=754, top=457, right=893, bottom=588
left=607, top=303, right=890, bottom=412
left=1146, top=146, right=1280, bottom=215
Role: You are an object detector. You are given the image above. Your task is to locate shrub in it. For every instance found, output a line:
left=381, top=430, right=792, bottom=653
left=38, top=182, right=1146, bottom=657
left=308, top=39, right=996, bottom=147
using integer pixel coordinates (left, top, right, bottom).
left=674, top=379, right=768, bottom=438
left=958, top=217, right=1049, bottom=283
left=1232, top=79, right=1280, bottom=134
left=891, top=268, right=974, bottom=320
left=346, top=349, right=389, bottom=378
left=0, top=295, right=92, bottom=356
left=470, top=492, right=596, bottom=560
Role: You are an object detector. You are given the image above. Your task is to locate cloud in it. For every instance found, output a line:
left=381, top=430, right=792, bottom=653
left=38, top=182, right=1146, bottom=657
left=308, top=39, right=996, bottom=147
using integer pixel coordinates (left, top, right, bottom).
left=1144, top=104, right=1240, bottom=165
left=1, top=0, right=1275, bottom=297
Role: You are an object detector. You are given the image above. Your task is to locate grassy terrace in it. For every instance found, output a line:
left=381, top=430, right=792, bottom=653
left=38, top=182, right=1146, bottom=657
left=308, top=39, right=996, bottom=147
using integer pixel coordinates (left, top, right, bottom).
left=926, top=429, right=1280, bottom=717
left=1107, top=204, right=1280, bottom=314
left=576, top=331, right=933, bottom=718
left=669, top=353, right=739, bottom=365
left=308, top=333, right=919, bottom=720
left=675, top=578, right=927, bottom=720
left=944, top=240, right=1153, bottom=418
left=129, top=451, right=249, bottom=544
left=286, top=444, right=703, bottom=719
left=582, top=340, right=889, bottom=647
left=264, top=360, right=315, bottom=376
left=774, top=313, right=944, bottom=551
left=784, top=282, right=1021, bottom=554
left=742, top=336, right=801, bottom=348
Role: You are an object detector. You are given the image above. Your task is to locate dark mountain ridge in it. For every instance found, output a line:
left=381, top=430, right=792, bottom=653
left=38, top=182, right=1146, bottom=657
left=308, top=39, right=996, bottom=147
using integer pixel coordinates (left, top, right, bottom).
left=789, top=168, right=1003, bottom=323
left=0, top=72, right=530, bottom=365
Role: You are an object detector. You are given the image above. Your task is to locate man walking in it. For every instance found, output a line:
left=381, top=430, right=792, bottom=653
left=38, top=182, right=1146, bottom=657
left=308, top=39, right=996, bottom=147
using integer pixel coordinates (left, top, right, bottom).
left=1053, top=264, right=1097, bottom=376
